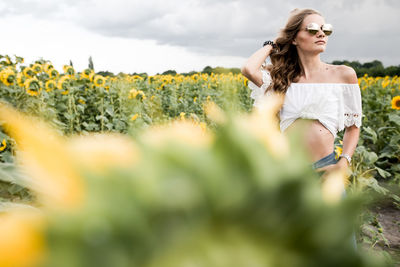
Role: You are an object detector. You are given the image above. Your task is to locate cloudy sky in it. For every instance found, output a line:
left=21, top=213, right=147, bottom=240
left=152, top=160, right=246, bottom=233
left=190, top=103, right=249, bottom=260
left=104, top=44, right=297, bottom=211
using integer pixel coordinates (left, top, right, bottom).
left=1, top=0, right=399, bottom=75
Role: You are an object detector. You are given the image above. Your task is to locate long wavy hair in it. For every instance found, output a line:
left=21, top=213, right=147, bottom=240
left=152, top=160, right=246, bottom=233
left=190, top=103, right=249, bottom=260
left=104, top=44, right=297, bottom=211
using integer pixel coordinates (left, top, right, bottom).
left=266, top=8, right=323, bottom=95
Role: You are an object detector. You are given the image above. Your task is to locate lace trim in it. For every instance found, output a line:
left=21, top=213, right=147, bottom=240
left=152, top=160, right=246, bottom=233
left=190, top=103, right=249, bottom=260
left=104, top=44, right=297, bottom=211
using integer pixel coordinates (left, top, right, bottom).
left=344, top=113, right=362, bottom=127
left=248, top=68, right=272, bottom=105
left=261, top=68, right=272, bottom=86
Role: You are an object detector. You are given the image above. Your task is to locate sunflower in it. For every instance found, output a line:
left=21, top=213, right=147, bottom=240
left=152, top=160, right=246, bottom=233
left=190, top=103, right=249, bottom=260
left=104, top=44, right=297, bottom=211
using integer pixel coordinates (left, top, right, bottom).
left=80, top=69, right=93, bottom=80
left=129, top=89, right=138, bottom=99
left=131, top=114, right=139, bottom=121
left=63, top=65, right=75, bottom=76
left=93, top=75, right=106, bottom=87
left=0, top=68, right=16, bottom=86
left=24, top=78, right=42, bottom=96
left=43, top=63, right=54, bottom=73
left=23, top=67, right=35, bottom=78
left=334, top=145, right=343, bottom=160
left=391, top=96, right=400, bottom=110
left=0, top=139, right=6, bottom=151
left=45, top=80, right=57, bottom=92
left=57, top=76, right=72, bottom=91
left=32, top=63, right=42, bottom=73
left=17, top=72, right=26, bottom=87
left=48, top=69, right=59, bottom=79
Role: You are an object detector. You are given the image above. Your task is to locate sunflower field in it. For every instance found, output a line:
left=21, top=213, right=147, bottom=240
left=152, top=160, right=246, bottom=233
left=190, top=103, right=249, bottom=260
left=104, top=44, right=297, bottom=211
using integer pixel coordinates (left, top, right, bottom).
left=0, top=54, right=399, bottom=266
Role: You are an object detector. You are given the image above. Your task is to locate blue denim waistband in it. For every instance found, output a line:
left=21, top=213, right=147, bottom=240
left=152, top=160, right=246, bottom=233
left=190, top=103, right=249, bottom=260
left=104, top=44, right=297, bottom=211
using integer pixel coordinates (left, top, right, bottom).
left=311, top=151, right=337, bottom=170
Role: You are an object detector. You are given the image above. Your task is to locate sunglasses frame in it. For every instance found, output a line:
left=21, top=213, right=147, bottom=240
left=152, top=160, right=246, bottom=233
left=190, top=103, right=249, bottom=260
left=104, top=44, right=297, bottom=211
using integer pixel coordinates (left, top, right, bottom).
left=304, top=22, right=333, bottom=36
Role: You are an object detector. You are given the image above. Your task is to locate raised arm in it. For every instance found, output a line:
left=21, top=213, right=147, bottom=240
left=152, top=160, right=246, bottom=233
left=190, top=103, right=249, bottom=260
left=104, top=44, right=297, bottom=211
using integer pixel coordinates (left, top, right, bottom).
left=241, top=45, right=274, bottom=87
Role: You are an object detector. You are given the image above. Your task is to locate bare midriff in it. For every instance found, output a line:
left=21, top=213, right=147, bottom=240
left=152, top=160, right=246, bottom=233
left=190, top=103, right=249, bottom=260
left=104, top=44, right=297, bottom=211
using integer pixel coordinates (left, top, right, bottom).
left=285, top=118, right=335, bottom=163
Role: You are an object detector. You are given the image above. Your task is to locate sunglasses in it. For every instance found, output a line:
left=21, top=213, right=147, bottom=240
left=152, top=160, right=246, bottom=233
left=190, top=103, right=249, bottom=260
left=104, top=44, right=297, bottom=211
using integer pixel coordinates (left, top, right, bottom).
left=303, top=22, right=333, bottom=36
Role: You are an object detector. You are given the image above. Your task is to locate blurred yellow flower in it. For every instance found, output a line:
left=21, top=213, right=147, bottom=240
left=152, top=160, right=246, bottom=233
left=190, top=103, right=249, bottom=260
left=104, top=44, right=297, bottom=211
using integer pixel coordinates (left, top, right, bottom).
left=382, top=79, right=390, bottom=88
left=0, top=209, right=45, bottom=267
left=24, top=77, right=42, bottom=96
left=17, top=72, right=26, bottom=87
left=236, top=93, right=289, bottom=159
left=88, top=72, right=95, bottom=82
left=63, top=65, right=75, bottom=76
left=131, top=114, right=139, bottom=121
left=129, top=89, right=146, bottom=100
left=23, top=67, right=35, bottom=78
left=203, top=101, right=226, bottom=125
left=0, top=68, right=16, bottom=86
left=334, top=145, right=343, bottom=160
left=391, top=96, right=400, bottom=110
left=0, top=104, right=85, bottom=209
left=48, top=69, right=59, bottom=79
left=93, top=75, right=106, bottom=87
left=321, top=169, right=347, bottom=205
left=43, top=62, right=54, bottom=73
left=140, top=120, right=214, bottom=148
left=199, top=122, right=207, bottom=133
left=129, top=88, right=138, bottom=99
left=32, top=63, right=42, bottom=73
left=57, top=75, right=72, bottom=90
left=81, top=69, right=93, bottom=79
left=0, top=139, right=6, bottom=151
left=45, top=80, right=56, bottom=92
left=67, top=133, right=140, bottom=174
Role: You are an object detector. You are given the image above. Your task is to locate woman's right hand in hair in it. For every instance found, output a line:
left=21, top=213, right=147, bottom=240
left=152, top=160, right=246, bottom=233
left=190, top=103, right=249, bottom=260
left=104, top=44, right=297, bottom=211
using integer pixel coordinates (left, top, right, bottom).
left=241, top=38, right=277, bottom=87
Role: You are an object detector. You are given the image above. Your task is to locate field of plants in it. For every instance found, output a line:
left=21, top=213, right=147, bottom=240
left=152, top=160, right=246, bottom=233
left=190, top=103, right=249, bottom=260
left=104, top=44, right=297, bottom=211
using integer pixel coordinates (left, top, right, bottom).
left=0, top=54, right=399, bottom=266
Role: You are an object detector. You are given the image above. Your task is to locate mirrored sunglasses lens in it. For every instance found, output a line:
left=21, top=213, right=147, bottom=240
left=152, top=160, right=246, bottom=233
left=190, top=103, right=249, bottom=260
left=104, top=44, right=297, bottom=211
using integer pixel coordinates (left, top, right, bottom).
left=306, top=23, right=319, bottom=35
left=307, top=29, right=318, bottom=35
left=322, top=24, right=333, bottom=35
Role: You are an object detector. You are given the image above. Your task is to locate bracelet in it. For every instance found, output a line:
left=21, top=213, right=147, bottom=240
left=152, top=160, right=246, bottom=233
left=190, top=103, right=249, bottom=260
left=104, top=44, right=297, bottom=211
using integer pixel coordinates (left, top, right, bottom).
left=263, top=40, right=277, bottom=49
left=339, top=153, right=352, bottom=165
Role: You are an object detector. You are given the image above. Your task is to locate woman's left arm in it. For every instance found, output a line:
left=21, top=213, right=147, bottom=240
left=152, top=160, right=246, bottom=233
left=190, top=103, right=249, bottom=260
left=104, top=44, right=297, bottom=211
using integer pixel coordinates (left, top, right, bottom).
left=336, top=125, right=360, bottom=168
left=337, top=66, right=362, bottom=169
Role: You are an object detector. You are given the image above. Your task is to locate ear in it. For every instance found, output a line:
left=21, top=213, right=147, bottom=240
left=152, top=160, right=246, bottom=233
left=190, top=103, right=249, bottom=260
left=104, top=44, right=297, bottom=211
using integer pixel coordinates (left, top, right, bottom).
left=292, top=39, right=297, bottom=46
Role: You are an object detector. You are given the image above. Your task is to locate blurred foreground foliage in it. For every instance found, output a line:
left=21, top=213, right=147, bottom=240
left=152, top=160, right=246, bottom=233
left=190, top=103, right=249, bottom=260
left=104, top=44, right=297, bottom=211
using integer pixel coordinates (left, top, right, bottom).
left=0, top=98, right=394, bottom=267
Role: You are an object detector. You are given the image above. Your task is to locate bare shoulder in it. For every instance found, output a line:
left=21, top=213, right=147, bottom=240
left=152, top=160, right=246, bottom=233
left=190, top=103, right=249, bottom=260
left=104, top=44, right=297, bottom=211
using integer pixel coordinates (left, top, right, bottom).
left=337, top=65, right=358, bottom=84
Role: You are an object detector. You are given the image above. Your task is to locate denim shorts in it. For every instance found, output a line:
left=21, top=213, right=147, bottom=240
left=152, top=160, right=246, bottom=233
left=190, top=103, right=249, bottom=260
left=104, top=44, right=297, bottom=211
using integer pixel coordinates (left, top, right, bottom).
left=311, top=150, right=338, bottom=170
left=311, top=150, right=358, bottom=249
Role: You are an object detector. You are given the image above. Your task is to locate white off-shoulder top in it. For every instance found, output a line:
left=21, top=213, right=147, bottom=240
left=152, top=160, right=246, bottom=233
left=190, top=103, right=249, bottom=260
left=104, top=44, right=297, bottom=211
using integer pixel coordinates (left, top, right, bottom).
left=248, top=66, right=362, bottom=139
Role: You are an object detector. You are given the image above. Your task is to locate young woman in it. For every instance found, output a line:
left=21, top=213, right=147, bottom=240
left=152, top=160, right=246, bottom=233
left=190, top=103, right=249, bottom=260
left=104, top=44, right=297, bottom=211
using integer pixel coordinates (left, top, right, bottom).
left=241, top=8, right=362, bottom=178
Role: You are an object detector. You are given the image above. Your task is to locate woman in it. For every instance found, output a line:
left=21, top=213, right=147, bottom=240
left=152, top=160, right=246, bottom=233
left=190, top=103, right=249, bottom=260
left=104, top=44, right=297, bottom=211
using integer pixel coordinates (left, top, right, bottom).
left=241, top=8, right=362, bottom=179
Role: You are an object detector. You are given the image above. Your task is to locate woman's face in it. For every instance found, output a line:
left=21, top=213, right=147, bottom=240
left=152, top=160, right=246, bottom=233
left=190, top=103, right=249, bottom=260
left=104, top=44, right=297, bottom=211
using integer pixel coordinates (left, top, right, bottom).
left=292, top=14, right=328, bottom=54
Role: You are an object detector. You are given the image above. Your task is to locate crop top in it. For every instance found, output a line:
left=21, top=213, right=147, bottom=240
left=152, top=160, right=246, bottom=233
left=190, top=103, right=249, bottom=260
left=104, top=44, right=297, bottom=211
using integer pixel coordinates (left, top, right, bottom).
left=248, top=66, right=362, bottom=139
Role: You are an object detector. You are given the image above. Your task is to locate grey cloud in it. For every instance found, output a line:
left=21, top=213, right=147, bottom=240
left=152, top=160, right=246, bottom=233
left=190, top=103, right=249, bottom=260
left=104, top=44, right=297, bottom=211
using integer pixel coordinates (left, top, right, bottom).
left=2, top=0, right=399, bottom=66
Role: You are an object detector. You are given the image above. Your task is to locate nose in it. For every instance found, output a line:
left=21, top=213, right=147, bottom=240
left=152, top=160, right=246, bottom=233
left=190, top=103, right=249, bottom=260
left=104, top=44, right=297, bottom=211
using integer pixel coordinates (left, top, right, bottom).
left=317, top=29, right=325, bottom=38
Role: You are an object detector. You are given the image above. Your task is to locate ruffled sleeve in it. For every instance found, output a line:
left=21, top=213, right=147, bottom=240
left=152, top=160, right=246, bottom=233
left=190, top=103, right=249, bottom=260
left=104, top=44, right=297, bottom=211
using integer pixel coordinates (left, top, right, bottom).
left=338, top=84, right=362, bottom=131
left=248, top=66, right=273, bottom=108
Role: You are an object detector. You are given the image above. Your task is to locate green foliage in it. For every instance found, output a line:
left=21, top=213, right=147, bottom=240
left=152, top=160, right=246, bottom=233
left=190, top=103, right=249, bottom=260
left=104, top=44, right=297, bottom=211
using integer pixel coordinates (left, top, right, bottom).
left=331, top=60, right=400, bottom=77
left=0, top=107, right=393, bottom=267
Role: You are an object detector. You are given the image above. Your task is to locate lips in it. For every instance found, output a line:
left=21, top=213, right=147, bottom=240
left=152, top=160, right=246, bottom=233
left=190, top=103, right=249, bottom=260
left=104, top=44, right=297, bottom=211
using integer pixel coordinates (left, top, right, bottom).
left=316, top=41, right=326, bottom=44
